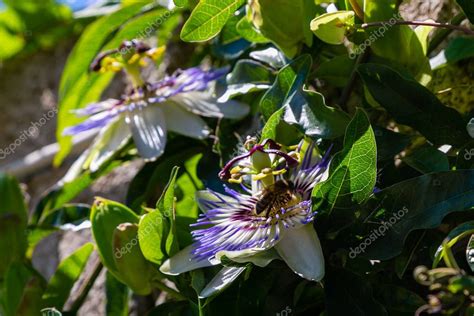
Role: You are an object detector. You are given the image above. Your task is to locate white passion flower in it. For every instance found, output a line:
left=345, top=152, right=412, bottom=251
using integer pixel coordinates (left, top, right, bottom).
left=160, top=138, right=331, bottom=298
left=63, top=40, right=249, bottom=171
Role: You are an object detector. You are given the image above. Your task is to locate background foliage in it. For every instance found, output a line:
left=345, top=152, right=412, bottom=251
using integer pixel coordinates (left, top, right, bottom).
left=1, top=0, right=474, bottom=315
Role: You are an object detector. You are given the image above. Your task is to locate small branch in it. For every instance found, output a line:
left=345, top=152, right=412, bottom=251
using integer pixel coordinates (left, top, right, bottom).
left=0, top=130, right=96, bottom=179
left=348, top=0, right=364, bottom=21
left=152, top=279, right=187, bottom=301
left=338, top=50, right=369, bottom=110
left=428, top=13, right=467, bottom=54
left=361, top=20, right=474, bottom=36
left=68, top=258, right=103, bottom=313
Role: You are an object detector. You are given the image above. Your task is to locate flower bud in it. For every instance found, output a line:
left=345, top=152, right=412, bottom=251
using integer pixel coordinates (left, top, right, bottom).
left=112, top=223, right=155, bottom=295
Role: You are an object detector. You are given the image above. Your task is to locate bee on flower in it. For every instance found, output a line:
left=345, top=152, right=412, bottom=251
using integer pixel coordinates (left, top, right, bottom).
left=63, top=40, right=249, bottom=172
left=160, top=137, right=331, bottom=298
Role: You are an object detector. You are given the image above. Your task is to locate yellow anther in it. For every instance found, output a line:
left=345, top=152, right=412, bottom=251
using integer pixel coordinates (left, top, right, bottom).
left=230, top=166, right=243, bottom=174
left=229, top=177, right=243, bottom=184
left=252, top=172, right=270, bottom=181
left=146, top=46, right=166, bottom=60
left=127, top=53, right=141, bottom=65
left=100, top=56, right=123, bottom=73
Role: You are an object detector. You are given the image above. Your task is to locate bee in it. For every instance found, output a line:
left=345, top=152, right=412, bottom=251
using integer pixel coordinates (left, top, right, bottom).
left=255, top=180, right=296, bottom=217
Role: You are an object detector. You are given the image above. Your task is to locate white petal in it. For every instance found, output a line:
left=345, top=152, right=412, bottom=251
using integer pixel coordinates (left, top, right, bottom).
left=274, top=224, right=325, bottom=281
left=126, top=106, right=167, bottom=160
left=216, top=248, right=280, bottom=267
left=89, top=115, right=131, bottom=172
left=159, top=245, right=215, bottom=275
left=160, top=102, right=211, bottom=139
left=199, top=267, right=246, bottom=298
left=195, top=190, right=237, bottom=213
left=170, top=91, right=249, bottom=119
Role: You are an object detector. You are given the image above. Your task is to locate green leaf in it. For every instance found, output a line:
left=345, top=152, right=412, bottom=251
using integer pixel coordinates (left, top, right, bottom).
left=325, top=268, right=387, bottom=315
left=138, top=167, right=180, bottom=265
left=2, top=262, right=45, bottom=316
left=221, top=59, right=274, bottom=101
left=126, top=139, right=202, bottom=210
left=26, top=228, right=58, bottom=260
left=0, top=173, right=27, bottom=220
left=456, top=0, right=474, bottom=23
left=41, top=243, right=94, bottom=309
left=402, top=145, right=449, bottom=173
left=33, top=159, right=122, bottom=224
left=112, top=223, right=155, bottom=295
left=90, top=199, right=139, bottom=275
left=313, top=108, right=377, bottom=213
left=38, top=204, right=90, bottom=227
left=373, top=127, right=411, bottom=161
left=260, top=54, right=311, bottom=119
left=248, top=0, right=316, bottom=57
left=432, top=221, right=474, bottom=268
left=235, top=17, right=269, bottom=43
left=261, top=108, right=296, bottom=143
left=358, top=63, right=469, bottom=147
left=363, top=0, right=431, bottom=80
left=105, top=271, right=129, bottom=316
left=180, top=0, right=245, bottom=42
left=445, top=37, right=474, bottom=63
left=219, top=10, right=244, bottom=45
left=0, top=174, right=27, bottom=277
left=362, top=170, right=474, bottom=260
left=15, top=276, right=46, bottom=316
left=310, top=11, right=355, bottom=45
left=58, top=3, right=146, bottom=99
left=282, top=90, right=351, bottom=139
left=315, top=55, right=356, bottom=87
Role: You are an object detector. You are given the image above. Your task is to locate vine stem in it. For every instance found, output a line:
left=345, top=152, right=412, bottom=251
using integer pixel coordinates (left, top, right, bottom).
left=348, top=0, right=364, bottom=20
left=68, top=258, right=103, bottom=313
left=338, top=49, right=369, bottom=110
left=428, top=13, right=467, bottom=54
left=361, top=20, right=474, bottom=36
left=152, top=279, right=187, bottom=301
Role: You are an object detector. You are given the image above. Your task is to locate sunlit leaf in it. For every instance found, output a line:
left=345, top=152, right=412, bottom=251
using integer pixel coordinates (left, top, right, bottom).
left=41, top=243, right=94, bottom=309
left=180, top=0, right=245, bottom=42
left=260, top=54, right=311, bottom=119
left=310, top=11, right=354, bottom=45
left=90, top=199, right=139, bottom=275
left=313, top=108, right=377, bottom=213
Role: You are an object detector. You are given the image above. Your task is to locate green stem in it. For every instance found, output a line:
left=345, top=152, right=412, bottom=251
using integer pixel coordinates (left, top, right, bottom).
left=428, top=13, right=467, bottom=55
left=348, top=0, right=364, bottom=21
left=442, top=239, right=460, bottom=270
left=361, top=19, right=474, bottom=36
left=68, top=259, right=103, bottom=313
left=152, top=279, right=187, bottom=301
left=338, top=50, right=369, bottom=110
